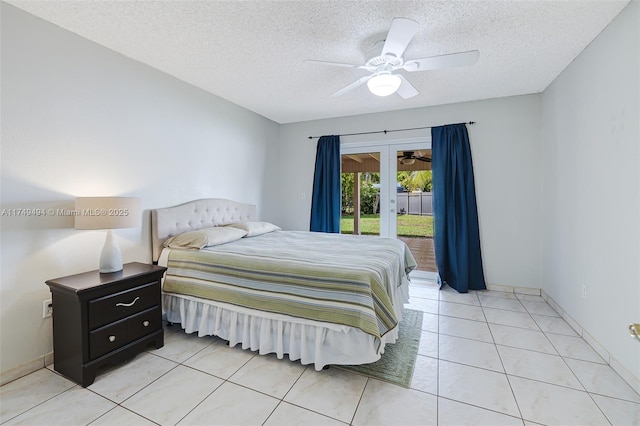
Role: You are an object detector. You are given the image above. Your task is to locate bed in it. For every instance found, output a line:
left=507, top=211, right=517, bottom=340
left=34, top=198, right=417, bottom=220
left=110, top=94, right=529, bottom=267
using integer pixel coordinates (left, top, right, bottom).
left=151, top=198, right=417, bottom=370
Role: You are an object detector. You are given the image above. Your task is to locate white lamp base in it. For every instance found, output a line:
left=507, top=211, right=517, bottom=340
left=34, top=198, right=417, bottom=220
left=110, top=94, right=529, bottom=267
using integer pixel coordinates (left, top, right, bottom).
left=99, top=230, right=123, bottom=273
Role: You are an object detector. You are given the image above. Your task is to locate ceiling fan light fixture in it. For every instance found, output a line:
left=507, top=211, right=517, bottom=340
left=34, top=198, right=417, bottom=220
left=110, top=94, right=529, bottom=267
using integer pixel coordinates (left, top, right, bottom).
left=367, top=73, right=401, bottom=97
left=400, top=158, right=415, bottom=165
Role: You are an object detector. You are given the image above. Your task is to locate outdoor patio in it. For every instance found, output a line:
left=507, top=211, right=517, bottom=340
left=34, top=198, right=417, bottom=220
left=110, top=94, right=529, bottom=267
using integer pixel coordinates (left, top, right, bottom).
left=399, top=236, right=437, bottom=273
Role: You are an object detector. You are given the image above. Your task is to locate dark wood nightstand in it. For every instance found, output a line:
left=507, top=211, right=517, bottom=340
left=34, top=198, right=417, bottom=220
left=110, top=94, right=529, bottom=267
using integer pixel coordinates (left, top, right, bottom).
left=45, top=262, right=167, bottom=387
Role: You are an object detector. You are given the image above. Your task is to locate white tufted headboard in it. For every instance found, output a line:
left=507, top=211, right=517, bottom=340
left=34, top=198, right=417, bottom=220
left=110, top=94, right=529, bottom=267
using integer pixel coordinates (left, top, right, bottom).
left=151, top=198, right=257, bottom=262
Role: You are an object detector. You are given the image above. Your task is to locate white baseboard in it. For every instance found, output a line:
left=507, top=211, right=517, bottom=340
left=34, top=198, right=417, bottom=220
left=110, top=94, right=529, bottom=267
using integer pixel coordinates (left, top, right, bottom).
left=539, top=289, right=640, bottom=396
left=486, top=283, right=541, bottom=296
left=486, top=282, right=639, bottom=394
left=0, top=352, right=52, bottom=386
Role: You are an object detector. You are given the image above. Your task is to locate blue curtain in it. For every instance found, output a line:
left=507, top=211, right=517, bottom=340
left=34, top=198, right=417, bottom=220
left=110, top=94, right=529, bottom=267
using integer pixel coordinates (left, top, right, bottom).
left=310, top=135, right=341, bottom=233
left=432, top=124, right=486, bottom=293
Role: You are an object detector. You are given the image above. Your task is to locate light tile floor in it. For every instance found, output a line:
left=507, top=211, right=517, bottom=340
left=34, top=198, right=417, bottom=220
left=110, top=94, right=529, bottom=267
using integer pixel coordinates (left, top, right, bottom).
left=2, top=279, right=639, bottom=425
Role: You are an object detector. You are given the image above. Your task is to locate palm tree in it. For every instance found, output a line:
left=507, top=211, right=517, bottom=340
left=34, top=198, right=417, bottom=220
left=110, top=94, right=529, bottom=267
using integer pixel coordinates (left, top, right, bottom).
left=400, top=170, right=432, bottom=192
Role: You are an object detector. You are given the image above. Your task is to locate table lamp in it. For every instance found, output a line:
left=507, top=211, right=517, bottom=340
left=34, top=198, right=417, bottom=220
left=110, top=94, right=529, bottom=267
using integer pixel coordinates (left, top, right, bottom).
left=74, top=197, right=141, bottom=273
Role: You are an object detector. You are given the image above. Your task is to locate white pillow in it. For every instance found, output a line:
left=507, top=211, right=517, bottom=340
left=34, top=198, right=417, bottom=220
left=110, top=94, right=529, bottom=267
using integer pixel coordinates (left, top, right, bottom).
left=225, top=221, right=281, bottom=237
left=163, top=226, right=248, bottom=249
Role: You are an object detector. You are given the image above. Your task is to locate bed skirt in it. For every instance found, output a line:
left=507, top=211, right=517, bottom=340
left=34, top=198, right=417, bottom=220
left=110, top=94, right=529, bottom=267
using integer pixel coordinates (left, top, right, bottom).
left=162, top=277, right=410, bottom=370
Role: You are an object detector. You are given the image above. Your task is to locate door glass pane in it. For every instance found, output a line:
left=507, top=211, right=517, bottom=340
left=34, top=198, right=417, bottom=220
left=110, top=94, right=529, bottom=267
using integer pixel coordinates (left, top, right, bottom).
left=396, top=149, right=436, bottom=272
left=341, top=152, right=380, bottom=236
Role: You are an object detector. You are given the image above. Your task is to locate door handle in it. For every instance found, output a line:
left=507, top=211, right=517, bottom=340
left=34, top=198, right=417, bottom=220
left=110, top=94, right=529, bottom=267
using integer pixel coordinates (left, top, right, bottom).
left=629, top=324, right=640, bottom=342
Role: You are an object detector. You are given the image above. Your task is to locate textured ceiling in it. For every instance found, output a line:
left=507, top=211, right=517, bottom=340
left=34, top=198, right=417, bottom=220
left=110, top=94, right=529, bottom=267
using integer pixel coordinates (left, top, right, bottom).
left=6, top=0, right=630, bottom=124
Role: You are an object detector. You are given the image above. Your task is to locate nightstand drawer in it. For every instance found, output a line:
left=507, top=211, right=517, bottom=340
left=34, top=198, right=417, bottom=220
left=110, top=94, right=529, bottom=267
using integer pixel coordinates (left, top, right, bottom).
left=89, top=281, right=160, bottom=329
left=128, top=306, right=162, bottom=342
left=89, top=306, right=161, bottom=359
left=89, top=316, right=129, bottom=359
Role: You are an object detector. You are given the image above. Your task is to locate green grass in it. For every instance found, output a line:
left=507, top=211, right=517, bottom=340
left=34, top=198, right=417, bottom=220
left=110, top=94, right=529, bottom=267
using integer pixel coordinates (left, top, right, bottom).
left=341, top=214, right=433, bottom=237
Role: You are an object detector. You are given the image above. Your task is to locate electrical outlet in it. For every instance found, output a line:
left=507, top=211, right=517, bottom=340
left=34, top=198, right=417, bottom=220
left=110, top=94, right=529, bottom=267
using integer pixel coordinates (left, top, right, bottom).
left=581, top=284, right=587, bottom=300
left=42, top=299, right=53, bottom=318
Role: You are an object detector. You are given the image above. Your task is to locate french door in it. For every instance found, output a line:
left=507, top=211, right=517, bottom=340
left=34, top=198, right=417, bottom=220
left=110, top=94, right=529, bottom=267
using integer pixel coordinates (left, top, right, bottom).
left=341, top=139, right=437, bottom=279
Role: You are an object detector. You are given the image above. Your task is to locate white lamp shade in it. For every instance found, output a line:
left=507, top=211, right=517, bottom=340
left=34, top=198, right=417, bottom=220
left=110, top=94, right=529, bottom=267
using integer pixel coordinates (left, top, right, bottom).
left=367, top=74, right=402, bottom=97
left=74, top=197, right=141, bottom=273
left=74, top=197, right=141, bottom=230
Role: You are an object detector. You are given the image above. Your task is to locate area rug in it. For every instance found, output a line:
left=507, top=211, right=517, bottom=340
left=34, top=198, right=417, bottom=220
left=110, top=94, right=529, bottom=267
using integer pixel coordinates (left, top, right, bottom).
left=335, top=308, right=423, bottom=388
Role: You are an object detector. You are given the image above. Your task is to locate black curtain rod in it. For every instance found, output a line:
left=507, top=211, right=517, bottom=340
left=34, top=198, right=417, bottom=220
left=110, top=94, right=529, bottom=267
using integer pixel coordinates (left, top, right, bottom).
left=307, top=121, right=476, bottom=140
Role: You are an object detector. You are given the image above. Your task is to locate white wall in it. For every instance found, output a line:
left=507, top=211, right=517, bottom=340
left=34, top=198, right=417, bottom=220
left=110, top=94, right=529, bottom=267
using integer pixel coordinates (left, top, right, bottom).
left=0, top=4, right=279, bottom=381
left=277, top=95, right=543, bottom=291
left=541, top=1, right=640, bottom=387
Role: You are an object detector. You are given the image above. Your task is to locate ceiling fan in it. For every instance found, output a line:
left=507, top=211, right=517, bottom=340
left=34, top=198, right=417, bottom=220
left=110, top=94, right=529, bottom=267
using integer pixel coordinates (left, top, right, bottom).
left=306, top=17, right=479, bottom=99
left=398, top=151, right=431, bottom=165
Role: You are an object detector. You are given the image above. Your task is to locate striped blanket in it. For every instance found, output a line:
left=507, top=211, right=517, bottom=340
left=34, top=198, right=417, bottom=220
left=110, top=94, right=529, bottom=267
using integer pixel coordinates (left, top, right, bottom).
left=163, top=230, right=417, bottom=343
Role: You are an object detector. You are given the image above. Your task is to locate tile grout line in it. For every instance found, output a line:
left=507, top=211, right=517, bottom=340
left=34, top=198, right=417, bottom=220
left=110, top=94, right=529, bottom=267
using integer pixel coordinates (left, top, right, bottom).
left=348, top=377, right=370, bottom=425
left=560, top=355, right=617, bottom=425
left=483, top=300, right=526, bottom=423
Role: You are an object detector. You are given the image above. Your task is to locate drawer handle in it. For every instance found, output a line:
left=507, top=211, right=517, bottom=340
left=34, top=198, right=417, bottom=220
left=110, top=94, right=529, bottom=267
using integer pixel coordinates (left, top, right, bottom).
left=109, top=335, right=116, bottom=342
left=143, top=320, right=150, bottom=327
left=115, top=297, right=140, bottom=308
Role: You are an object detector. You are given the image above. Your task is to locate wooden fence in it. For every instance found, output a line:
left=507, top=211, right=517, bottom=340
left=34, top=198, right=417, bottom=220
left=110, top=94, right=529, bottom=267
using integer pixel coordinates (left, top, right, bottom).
left=397, top=192, right=433, bottom=216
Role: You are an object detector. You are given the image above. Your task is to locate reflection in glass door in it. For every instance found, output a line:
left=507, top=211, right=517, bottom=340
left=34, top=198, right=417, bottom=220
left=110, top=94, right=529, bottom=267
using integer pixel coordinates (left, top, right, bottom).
left=394, top=147, right=437, bottom=274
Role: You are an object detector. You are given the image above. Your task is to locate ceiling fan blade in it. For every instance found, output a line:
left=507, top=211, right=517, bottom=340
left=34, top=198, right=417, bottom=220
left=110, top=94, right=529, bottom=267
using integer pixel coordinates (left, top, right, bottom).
left=331, top=75, right=372, bottom=97
left=417, top=157, right=432, bottom=162
left=396, top=75, right=419, bottom=99
left=402, top=50, right=480, bottom=72
left=305, top=59, right=366, bottom=69
left=381, top=18, right=419, bottom=59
